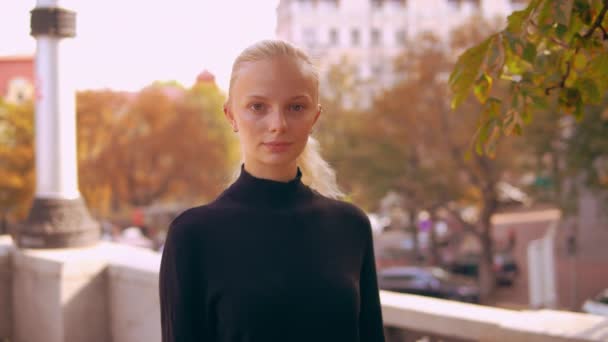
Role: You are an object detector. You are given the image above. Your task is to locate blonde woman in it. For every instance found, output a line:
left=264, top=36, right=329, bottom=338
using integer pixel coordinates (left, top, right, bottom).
left=159, top=40, right=385, bottom=342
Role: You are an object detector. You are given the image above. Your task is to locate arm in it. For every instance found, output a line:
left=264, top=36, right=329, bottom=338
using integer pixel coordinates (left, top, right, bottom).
left=159, top=220, right=205, bottom=342
left=359, top=219, right=386, bottom=342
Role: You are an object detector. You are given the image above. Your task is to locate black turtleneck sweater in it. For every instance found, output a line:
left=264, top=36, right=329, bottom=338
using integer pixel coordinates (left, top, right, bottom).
left=159, top=167, right=385, bottom=342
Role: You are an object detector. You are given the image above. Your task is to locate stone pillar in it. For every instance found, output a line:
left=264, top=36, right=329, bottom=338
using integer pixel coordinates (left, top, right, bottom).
left=0, top=237, right=14, bottom=340
left=17, top=0, right=99, bottom=248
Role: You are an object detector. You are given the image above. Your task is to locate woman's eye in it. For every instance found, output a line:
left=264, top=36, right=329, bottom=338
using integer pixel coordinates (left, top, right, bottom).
left=250, top=103, right=265, bottom=112
left=290, top=104, right=305, bottom=112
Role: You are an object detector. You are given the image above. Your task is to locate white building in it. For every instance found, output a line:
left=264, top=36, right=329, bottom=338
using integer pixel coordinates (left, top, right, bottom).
left=276, top=0, right=526, bottom=100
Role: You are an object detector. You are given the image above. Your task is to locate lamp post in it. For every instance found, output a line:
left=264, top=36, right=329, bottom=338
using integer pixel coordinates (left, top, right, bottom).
left=17, top=0, right=99, bottom=248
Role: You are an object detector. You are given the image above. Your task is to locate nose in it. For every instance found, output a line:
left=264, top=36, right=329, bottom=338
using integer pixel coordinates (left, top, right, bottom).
left=268, top=108, right=288, bottom=133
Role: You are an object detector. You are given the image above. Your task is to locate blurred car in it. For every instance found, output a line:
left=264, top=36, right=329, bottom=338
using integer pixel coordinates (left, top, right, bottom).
left=448, top=252, right=519, bottom=286
left=582, top=289, right=608, bottom=317
left=377, top=266, right=480, bottom=303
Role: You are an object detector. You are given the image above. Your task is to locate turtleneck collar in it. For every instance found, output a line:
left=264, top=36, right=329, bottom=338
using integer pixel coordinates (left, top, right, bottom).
left=223, top=164, right=311, bottom=207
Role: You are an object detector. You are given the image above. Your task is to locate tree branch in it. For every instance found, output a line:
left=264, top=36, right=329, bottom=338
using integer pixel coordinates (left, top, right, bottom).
left=600, top=25, right=608, bottom=40
left=437, top=100, right=482, bottom=188
left=545, top=60, right=571, bottom=95
left=549, top=36, right=570, bottom=49
left=443, top=206, right=480, bottom=238
left=582, top=3, right=608, bottom=39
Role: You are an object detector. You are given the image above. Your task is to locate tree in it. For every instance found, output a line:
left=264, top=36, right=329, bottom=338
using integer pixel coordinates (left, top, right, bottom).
left=78, top=82, right=237, bottom=216
left=317, top=60, right=383, bottom=207
left=0, top=99, right=34, bottom=233
left=76, top=81, right=238, bottom=220
left=375, top=31, right=524, bottom=298
left=77, top=90, right=130, bottom=216
left=319, top=29, right=525, bottom=299
left=449, top=0, right=608, bottom=158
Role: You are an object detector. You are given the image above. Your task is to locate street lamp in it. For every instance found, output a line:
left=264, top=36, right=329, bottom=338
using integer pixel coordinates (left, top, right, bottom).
left=17, top=0, right=99, bottom=248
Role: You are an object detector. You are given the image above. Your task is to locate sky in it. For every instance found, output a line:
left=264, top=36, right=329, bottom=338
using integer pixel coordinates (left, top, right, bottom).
left=1, top=0, right=280, bottom=92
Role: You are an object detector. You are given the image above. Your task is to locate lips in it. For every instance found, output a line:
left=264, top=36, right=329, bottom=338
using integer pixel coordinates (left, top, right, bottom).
left=263, top=141, right=292, bottom=152
left=264, top=142, right=292, bottom=146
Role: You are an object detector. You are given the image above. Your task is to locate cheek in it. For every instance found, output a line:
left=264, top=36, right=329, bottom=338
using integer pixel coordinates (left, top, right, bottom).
left=238, top=112, right=266, bottom=131
left=294, top=116, right=316, bottom=135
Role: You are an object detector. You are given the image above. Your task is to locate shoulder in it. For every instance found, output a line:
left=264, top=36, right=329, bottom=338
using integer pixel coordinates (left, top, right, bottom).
left=311, top=192, right=371, bottom=229
left=165, top=203, right=222, bottom=242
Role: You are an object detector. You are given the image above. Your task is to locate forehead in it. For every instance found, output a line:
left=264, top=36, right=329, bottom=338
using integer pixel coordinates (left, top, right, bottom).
left=232, top=56, right=317, bottom=100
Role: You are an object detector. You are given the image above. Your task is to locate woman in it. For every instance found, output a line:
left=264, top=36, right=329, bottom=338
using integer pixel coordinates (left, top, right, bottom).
left=159, top=39, right=385, bottom=342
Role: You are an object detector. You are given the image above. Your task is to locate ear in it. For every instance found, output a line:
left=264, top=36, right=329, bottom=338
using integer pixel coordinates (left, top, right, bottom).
left=223, top=102, right=235, bottom=125
left=312, top=104, right=322, bottom=125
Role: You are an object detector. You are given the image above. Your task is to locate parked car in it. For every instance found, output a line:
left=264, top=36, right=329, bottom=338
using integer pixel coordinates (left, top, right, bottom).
left=582, top=289, right=608, bottom=317
left=377, top=266, right=480, bottom=303
left=448, top=252, right=519, bottom=286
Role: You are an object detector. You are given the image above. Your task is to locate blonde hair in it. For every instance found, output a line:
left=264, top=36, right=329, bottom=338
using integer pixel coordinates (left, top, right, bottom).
left=227, top=39, right=344, bottom=199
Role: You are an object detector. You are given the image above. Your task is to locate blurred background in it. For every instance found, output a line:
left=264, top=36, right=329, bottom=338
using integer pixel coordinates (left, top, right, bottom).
left=1, top=0, right=608, bottom=341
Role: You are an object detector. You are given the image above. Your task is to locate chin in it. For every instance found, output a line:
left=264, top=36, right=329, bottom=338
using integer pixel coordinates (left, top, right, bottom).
left=258, top=145, right=305, bottom=165
left=260, top=155, right=297, bottom=166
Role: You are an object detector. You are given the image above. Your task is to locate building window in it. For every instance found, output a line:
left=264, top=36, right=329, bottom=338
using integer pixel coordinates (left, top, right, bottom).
left=448, top=0, right=480, bottom=10
left=324, top=0, right=339, bottom=8
left=329, top=28, right=339, bottom=46
left=351, top=29, right=360, bottom=46
left=371, top=28, right=382, bottom=46
left=395, top=29, right=406, bottom=46
left=387, top=0, right=407, bottom=8
left=371, top=0, right=383, bottom=9
left=447, top=0, right=461, bottom=10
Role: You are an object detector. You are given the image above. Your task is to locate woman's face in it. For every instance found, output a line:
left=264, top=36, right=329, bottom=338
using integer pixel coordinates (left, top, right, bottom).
left=225, top=55, right=321, bottom=175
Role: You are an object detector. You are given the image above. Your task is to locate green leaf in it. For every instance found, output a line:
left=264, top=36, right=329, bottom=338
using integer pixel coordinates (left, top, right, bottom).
left=538, top=0, right=574, bottom=28
left=523, top=42, right=537, bottom=63
left=565, top=68, right=578, bottom=87
left=521, top=101, right=533, bottom=124
left=486, top=124, right=502, bottom=158
left=505, top=33, right=525, bottom=57
left=585, top=54, right=608, bottom=88
left=573, top=52, right=589, bottom=70
left=506, top=0, right=539, bottom=34
left=485, top=97, right=502, bottom=119
left=474, top=120, right=490, bottom=155
left=559, top=87, right=582, bottom=115
left=475, top=141, right=484, bottom=155
left=503, top=39, right=528, bottom=74
left=449, top=35, right=495, bottom=109
left=537, top=0, right=556, bottom=31
left=555, top=23, right=569, bottom=38
left=474, top=73, right=493, bottom=103
left=565, top=13, right=587, bottom=41
left=485, top=35, right=505, bottom=74
left=513, top=123, right=523, bottom=136
left=529, top=94, right=549, bottom=109
left=576, top=78, right=601, bottom=104
left=502, top=109, right=522, bottom=136
left=479, top=120, right=492, bottom=144
left=573, top=0, right=592, bottom=25
left=573, top=100, right=584, bottom=120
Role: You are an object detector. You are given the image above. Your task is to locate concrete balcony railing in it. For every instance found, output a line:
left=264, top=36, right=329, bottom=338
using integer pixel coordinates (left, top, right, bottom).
left=0, top=235, right=607, bottom=342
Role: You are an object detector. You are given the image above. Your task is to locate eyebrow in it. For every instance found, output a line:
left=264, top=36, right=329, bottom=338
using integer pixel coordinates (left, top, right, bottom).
left=245, top=94, right=313, bottom=101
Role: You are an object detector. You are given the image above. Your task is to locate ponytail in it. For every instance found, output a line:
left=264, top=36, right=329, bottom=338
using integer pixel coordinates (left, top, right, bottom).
left=297, top=136, right=344, bottom=199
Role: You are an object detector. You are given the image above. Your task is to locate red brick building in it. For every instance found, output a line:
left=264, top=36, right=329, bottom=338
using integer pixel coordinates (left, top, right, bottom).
left=0, top=55, right=34, bottom=103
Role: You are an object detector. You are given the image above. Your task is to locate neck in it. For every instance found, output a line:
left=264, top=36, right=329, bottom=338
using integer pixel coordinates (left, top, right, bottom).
left=243, top=160, right=299, bottom=183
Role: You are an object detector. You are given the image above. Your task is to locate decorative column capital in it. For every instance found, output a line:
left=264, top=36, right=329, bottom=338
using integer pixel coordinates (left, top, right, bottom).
left=30, top=7, right=76, bottom=38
